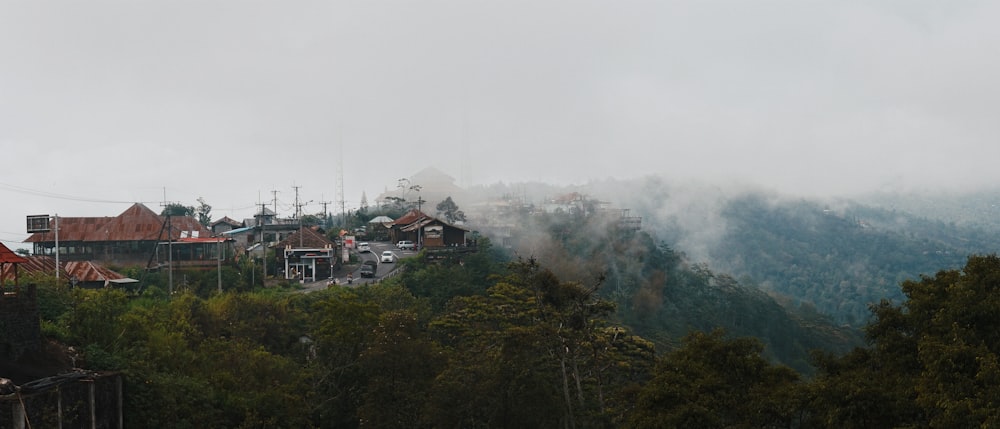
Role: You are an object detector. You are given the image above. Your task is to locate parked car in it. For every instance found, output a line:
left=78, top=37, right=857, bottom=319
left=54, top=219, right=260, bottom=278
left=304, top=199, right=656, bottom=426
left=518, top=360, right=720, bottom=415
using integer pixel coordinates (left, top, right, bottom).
left=359, top=260, right=377, bottom=278
left=357, top=242, right=371, bottom=253
left=381, top=251, right=395, bottom=263
left=397, top=240, right=415, bottom=250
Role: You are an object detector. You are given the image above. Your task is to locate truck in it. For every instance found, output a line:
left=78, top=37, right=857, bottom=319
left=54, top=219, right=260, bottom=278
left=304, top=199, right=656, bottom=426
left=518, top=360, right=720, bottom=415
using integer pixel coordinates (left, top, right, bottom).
left=359, top=260, right=377, bottom=278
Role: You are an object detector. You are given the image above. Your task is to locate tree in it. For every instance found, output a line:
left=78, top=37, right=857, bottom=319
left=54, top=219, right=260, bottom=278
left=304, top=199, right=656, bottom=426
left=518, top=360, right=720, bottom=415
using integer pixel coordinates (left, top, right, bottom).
left=161, top=203, right=194, bottom=217
left=806, top=254, right=1000, bottom=428
left=300, top=213, right=321, bottom=227
left=425, top=259, right=648, bottom=428
left=195, top=197, right=212, bottom=226
left=630, top=329, right=802, bottom=429
left=435, top=196, right=466, bottom=224
left=358, top=310, right=443, bottom=428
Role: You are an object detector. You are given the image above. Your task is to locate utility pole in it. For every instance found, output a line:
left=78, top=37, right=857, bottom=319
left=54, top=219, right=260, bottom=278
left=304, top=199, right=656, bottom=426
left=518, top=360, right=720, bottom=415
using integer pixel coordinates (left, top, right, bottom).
left=54, top=214, right=59, bottom=280
left=217, top=236, right=223, bottom=293
left=259, top=203, right=268, bottom=285
left=160, top=192, right=177, bottom=296
left=320, top=197, right=332, bottom=228
left=337, top=145, right=346, bottom=231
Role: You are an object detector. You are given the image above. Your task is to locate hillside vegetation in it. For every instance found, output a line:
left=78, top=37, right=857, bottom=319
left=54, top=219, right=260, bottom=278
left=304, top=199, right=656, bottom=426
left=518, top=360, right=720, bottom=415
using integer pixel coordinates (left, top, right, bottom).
left=16, top=204, right=1000, bottom=426
left=583, top=178, right=1000, bottom=326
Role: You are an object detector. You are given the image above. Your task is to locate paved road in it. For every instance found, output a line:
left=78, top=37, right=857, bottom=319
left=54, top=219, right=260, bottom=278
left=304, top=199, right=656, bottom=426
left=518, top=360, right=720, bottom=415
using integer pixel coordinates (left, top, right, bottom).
left=298, top=241, right=416, bottom=292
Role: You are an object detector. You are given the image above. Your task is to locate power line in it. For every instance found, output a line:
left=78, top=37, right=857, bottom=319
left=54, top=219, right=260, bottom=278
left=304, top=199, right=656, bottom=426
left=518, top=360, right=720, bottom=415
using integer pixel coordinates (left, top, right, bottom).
left=0, top=182, right=155, bottom=204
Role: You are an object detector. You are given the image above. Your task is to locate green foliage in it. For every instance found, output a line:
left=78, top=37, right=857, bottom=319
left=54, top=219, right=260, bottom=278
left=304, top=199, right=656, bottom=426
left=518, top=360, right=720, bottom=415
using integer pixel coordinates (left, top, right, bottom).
left=630, top=329, right=802, bottom=428
left=713, top=194, right=989, bottom=326
left=160, top=203, right=194, bottom=217
left=426, top=259, right=653, bottom=427
left=513, top=203, right=861, bottom=374
left=806, top=254, right=1000, bottom=428
left=195, top=197, right=212, bottom=226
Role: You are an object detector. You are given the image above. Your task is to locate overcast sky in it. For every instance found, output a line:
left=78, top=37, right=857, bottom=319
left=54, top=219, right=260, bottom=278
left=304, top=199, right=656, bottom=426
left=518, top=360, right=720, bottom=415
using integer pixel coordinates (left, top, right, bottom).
left=3, top=1, right=1000, bottom=248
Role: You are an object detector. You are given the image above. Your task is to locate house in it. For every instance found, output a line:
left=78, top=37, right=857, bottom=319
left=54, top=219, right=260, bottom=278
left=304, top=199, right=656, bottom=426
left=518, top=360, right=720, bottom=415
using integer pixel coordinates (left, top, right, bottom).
left=154, top=234, right=232, bottom=269
left=390, top=209, right=469, bottom=249
left=221, top=226, right=257, bottom=253
left=211, top=216, right=243, bottom=234
left=23, top=203, right=214, bottom=267
left=245, top=207, right=302, bottom=249
left=64, top=260, right=138, bottom=289
left=274, top=227, right=339, bottom=282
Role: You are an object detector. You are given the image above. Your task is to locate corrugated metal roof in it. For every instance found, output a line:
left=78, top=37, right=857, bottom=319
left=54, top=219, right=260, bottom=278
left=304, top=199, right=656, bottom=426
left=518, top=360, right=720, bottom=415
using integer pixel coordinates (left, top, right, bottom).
left=222, top=226, right=254, bottom=235
left=1, top=256, right=133, bottom=284
left=1, top=255, right=63, bottom=282
left=391, top=209, right=428, bottom=227
left=64, top=261, right=130, bottom=282
left=0, top=242, right=28, bottom=264
left=24, top=203, right=212, bottom=243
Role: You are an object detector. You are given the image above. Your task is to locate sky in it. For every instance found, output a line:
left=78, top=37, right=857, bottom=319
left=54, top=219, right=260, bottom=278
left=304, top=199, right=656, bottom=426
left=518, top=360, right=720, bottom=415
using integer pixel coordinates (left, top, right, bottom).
left=3, top=1, right=1000, bottom=250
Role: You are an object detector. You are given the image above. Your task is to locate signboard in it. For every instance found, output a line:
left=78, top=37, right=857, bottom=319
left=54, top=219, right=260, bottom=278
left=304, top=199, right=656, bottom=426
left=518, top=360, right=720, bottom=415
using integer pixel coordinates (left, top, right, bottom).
left=344, top=235, right=355, bottom=248
left=26, top=215, right=51, bottom=233
left=424, top=225, right=443, bottom=239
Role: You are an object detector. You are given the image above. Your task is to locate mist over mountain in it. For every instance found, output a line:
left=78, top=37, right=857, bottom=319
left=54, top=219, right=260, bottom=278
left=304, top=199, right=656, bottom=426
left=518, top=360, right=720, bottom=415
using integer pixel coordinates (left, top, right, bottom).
left=468, top=176, right=1000, bottom=327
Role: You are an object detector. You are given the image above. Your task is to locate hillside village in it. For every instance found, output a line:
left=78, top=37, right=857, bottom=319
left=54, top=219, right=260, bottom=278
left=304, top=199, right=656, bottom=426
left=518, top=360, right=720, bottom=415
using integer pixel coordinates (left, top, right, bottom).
left=0, top=167, right=653, bottom=427
left=6, top=167, right=638, bottom=289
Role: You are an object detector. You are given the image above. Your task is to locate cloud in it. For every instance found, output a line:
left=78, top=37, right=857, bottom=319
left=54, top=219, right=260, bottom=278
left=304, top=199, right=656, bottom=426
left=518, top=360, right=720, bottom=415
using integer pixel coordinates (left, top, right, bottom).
left=3, top=1, right=1000, bottom=250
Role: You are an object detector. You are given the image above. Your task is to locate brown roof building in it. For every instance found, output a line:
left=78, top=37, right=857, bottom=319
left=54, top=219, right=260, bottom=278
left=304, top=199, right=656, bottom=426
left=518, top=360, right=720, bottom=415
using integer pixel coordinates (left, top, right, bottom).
left=275, top=227, right=339, bottom=282
left=24, top=203, right=213, bottom=267
left=390, top=209, right=470, bottom=249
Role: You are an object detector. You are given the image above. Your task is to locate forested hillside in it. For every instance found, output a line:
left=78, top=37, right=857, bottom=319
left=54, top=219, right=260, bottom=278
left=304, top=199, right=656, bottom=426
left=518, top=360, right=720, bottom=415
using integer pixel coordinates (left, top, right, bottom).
left=506, top=207, right=861, bottom=373
left=579, top=177, right=1000, bottom=327
left=711, top=193, right=1000, bottom=325
left=14, top=209, right=1000, bottom=426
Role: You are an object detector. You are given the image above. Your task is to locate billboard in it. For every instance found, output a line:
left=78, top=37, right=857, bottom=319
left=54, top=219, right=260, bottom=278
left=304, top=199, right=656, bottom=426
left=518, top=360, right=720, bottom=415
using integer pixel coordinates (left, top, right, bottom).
left=26, top=215, right=51, bottom=233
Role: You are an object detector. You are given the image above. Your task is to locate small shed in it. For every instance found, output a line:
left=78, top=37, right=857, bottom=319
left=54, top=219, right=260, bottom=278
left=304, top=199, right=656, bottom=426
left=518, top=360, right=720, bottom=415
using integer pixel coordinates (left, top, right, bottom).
left=0, top=243, right=28, bottom=288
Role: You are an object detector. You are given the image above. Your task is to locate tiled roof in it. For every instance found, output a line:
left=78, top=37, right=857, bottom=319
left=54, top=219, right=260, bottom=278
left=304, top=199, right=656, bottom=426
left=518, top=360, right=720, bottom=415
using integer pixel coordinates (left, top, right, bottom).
left=24, top=203, right=212, bottom=243
left=276, top=227, right=335, bottom=249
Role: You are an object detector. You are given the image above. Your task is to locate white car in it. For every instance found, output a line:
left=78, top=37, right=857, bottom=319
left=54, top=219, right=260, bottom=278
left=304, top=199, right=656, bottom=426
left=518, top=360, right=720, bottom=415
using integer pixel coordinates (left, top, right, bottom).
left=357, top=242, right=371, bottom=253
left=380, top=251, right=395, bottom=263
left=397, top=240, right=415, bottom=250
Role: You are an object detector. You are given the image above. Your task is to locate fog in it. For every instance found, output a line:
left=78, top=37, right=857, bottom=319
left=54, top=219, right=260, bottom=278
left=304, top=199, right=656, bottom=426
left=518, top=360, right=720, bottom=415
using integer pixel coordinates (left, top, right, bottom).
left=4, top=1, right=1000, bottom=250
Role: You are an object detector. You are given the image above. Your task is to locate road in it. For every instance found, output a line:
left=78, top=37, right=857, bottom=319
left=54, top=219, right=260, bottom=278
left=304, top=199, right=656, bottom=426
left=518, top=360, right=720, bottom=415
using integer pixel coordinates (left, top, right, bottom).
left=298, top=241, right=416, bottom=292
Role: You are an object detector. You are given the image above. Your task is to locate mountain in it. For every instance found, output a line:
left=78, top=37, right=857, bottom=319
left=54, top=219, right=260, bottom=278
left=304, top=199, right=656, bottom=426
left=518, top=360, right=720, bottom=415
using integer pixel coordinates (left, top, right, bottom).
left=579, top=177, right=1000, bottom=326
